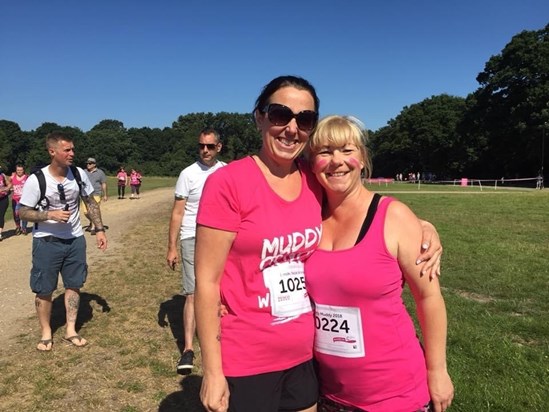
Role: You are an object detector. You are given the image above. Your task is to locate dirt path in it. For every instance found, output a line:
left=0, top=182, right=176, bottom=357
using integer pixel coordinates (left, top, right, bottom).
left=0, top=187, right=174, bottom=349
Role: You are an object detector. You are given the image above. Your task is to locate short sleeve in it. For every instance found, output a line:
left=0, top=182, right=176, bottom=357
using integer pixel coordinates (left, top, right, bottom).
left=19, top=174, right=40, bottom=208
left=174, top=169, right=191, bottom=198
left=197, top=168, right=241, bottom=232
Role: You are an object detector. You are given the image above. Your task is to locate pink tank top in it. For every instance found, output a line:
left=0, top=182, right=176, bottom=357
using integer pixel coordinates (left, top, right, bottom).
left=305, top=197, right=430, bottom=412
left=11, top=173, right=28, bottom=201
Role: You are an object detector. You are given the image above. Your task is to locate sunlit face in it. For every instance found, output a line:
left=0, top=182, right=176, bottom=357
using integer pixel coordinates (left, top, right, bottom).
left=49, top=140, right=75, bottom=167
left=15, top=166, right=25, bottom=176
left=256, top=87, right=316, bottom=166
left=198, top=133, right=221, bottom=167
left=312, top=142, right=364, bottom=194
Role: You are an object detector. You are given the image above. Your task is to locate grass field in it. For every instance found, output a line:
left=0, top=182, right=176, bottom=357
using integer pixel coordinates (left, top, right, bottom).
left=376, top=184, right=549, bottom=411
left=0, top=181, right=547, bottom=411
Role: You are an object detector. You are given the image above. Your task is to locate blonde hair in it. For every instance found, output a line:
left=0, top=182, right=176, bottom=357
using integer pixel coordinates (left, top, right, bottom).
left=307, top=115, right=372, bottom=179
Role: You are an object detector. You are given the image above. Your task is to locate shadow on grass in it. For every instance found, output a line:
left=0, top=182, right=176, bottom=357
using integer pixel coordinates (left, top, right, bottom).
left=157, top=294, right=185, bottom=354
left=158, top=374, right=205, bottom=411
left=50, top=292, right=111, bottom=334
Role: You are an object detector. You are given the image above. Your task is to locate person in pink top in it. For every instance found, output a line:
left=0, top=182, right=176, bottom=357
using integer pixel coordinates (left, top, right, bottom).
left=195, top=76, right=444, bottom=412
left=129, top=168, right=142, bottom=199
left=305, top=116, right=454, bottom=412
left=116, top=166, right=129, bottom=199
left=11, top=164, right=29, bottom=235
left=0, top=163, right=12, bottom=241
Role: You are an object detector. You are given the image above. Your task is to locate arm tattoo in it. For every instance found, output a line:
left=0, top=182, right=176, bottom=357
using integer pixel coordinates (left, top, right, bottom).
left=19, top=206, right=48, bottom=222
left=82, top=196, right=104, bottom=228
left=216, top=300, right=222, bottom=341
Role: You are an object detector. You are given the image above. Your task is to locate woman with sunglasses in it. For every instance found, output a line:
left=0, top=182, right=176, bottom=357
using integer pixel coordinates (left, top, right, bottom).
left=194, top=76, right=443, bottom=412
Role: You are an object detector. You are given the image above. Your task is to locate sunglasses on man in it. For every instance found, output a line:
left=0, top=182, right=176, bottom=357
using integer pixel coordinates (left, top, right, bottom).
left=58, top=184, right=66, bottom=202
left=58, top=184, right=69, bottom=210
left=198, top=143, right=218, bottom=150
left=262, top=103, right=318, bottom=131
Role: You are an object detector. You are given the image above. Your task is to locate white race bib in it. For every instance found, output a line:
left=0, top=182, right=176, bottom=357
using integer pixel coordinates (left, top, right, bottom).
left=263, top=260, right=312, bottom=318
left=314, top=304, right=365, bottom=358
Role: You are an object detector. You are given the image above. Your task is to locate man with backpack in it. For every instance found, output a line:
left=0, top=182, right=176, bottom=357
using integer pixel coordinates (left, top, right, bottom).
left=19, top=131, right=108, bottom=351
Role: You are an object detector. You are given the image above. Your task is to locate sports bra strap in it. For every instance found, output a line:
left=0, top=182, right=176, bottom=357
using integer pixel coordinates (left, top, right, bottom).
left=355, top=193, right=382, bottom=245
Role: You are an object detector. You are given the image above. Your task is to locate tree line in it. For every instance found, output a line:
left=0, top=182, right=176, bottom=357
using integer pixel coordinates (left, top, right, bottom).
left=1, top=24, right=547, bottom=180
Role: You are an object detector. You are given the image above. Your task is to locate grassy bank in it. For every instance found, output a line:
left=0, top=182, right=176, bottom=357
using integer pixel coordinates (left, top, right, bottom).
left=0, top=188, right=547, bottom=411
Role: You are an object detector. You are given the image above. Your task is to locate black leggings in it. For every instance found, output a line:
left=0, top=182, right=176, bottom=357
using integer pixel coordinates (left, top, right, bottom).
left=0, top=196, right=9, bottom=228
left=118, top=185, right=126, bottom=198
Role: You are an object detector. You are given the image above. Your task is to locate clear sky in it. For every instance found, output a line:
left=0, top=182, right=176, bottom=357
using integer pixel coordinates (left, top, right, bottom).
left=1, top=1, right=547, bottom=132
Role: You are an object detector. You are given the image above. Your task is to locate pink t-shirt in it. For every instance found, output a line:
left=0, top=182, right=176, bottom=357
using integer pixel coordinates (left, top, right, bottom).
left=116, top=171, right=127, bottom=185
left=130, top=171, right=142, bottom=185
left=10, top=173, right=28, bottom=202
left=197, top=156, right=323, bottom=376
left=305, top=197, right=430, bottom=412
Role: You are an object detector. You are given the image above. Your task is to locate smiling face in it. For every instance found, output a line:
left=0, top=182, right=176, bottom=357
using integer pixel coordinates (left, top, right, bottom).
left=255, top=86, right=316, bottom=167
left=309, top=115, right=372, bottom=196
left=313, top=143, right=364, bottom=194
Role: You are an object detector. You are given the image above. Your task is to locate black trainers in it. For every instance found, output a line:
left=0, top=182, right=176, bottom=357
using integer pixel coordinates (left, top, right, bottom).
left=176, top=350, right=194, bottom=375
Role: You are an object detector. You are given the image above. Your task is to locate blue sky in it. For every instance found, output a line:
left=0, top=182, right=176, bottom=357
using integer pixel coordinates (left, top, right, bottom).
left=1, top=1, right=547, bottom=132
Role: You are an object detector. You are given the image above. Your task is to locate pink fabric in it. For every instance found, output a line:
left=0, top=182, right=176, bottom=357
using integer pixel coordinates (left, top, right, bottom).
left=197, top=156, right=323, bottom=376
left=116, top=171, right=127, bottom=185
left=0, top=174, right=8, bottom=199
left=130, top=171, right=141, bottom=185
left=10, top=173, right=28, bottom=201
left=305, top=197, right=430, bottom=412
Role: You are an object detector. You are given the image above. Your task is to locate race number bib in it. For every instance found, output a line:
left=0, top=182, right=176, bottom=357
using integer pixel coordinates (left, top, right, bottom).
left=314, top=304, right=365, bottom=358
left=263, top=260, right=312, bottom=318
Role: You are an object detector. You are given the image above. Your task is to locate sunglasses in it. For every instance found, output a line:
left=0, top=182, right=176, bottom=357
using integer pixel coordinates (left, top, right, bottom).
left=57, top=183, right=66, bottom=203
left=262, top=103, right=318, bottom=131
left=198, top=143, right=218, bottom=150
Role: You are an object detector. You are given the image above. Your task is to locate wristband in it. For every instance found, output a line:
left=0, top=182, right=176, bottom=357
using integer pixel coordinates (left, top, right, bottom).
left=94, top=228, right=105, bottom=232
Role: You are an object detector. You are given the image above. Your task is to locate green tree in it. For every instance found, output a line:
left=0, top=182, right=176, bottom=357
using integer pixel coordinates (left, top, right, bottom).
left=468, top=24, right=549, bottom=178
left=85, top=119, right=132, bottom=172
left=370, top=94, right=468, bottom=179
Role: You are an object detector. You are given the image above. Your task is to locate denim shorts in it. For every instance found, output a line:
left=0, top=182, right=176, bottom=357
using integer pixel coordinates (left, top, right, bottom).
left=30, top=235, right=88, bottom=295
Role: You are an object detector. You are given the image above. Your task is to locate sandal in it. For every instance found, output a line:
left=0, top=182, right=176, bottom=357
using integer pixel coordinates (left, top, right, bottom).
left=62, top=335, right=88, bottom=347
left=37, top=338, right=53, bottom=351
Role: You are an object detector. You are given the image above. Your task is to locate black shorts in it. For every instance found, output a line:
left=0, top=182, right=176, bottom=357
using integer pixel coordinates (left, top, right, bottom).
left=227, top=359, right=318, bottom=412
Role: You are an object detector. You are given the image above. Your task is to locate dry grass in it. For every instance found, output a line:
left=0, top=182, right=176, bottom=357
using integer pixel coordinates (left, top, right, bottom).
left=0, top=198, right=205, bottom=412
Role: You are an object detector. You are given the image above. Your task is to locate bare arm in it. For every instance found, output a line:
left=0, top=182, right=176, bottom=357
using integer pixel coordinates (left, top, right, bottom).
left=101, top=181, right=108, bottom=201
left=0, top=174, right=12, bottom=194
left=19, top=205, right=52, bottom=222
left=166, top=197, right=186, bottom=270
left=19, top=205, right=69, bottom=223
left=195, top=224, right=235, bottom=412
left=82, top=195, right=108, bottom=250
left=387, top=202, right=454, bottom=412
